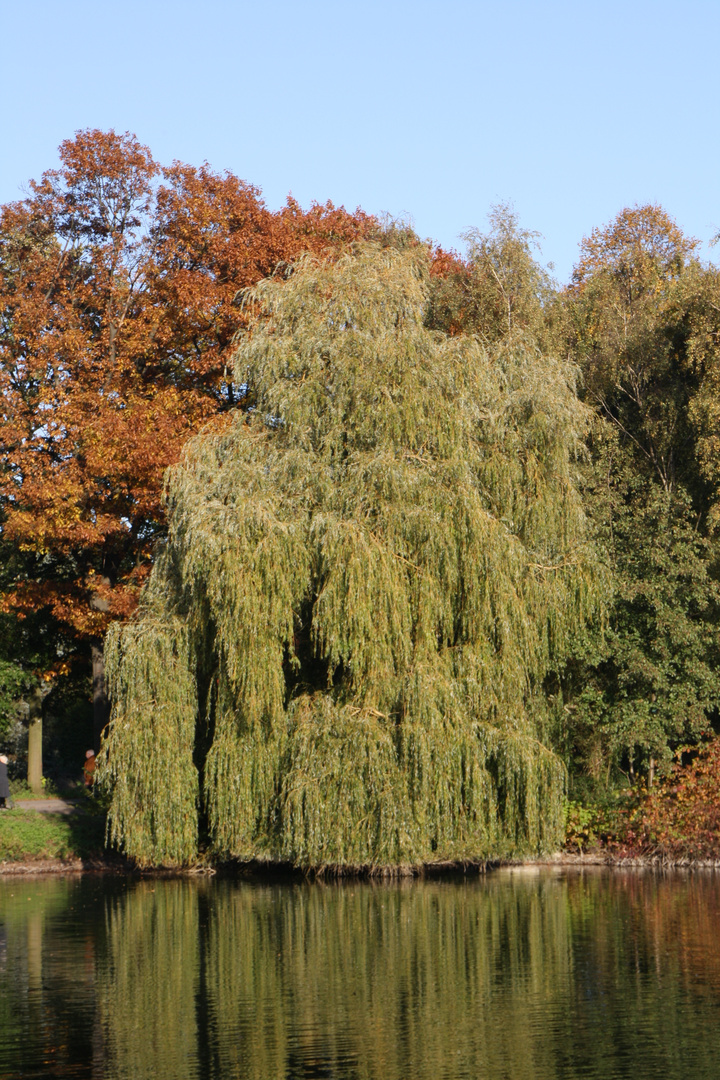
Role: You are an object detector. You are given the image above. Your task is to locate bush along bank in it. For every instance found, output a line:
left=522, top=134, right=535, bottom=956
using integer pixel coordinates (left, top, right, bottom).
left=562, top=736, right=720, bottom=865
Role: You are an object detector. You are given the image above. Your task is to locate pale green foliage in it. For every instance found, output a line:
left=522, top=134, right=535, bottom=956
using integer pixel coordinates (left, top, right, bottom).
left=427, top=204, right=555, bottom=345
left=101, top=243, right=601, bottom=867
left=462, top=203, right=555, bottom=340
left=102, top=608, right=199, bottom=864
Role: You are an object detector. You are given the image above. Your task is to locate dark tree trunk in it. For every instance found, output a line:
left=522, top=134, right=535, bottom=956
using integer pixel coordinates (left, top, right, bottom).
left=92, top=643, right=110, bottom=753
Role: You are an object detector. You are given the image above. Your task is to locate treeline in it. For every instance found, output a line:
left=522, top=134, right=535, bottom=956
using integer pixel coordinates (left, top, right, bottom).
left=2, top=130, right=720, bottom=856
left=428, top=203, right=720, bottom=800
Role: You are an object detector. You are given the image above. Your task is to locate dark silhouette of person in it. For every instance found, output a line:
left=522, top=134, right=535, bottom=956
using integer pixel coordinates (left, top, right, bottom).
left=0, top=754, right=10, bottom=809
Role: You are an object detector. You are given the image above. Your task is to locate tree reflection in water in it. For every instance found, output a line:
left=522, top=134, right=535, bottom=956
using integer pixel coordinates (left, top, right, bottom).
left=2, top=870, right=720, bottom=1079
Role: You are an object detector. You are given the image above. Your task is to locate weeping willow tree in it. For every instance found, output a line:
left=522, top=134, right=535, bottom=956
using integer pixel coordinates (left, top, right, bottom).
left=100, top=242, right=602, bottom=868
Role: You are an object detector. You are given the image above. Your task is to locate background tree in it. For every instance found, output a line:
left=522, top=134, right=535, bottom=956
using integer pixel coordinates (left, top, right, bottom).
left=426, top=203, right=555, bottom=345
left=558, top=206, right=720, bottom=790
left=0, top=129, right=161, bottom=756
left=0, top=130, right=374, bottom=761
left=148, top=163, right=376, bottom=407
left=100, top=242, right=602, bottom=867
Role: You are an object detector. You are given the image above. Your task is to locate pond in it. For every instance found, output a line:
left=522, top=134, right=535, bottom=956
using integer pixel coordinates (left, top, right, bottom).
left=1, top=867, right=720, bottom=1078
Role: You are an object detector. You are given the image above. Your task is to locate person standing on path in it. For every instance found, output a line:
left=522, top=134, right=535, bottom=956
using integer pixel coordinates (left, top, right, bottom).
left=0, top=754, right=10, bottom=809
left=83, top=750, right=96, bottom=789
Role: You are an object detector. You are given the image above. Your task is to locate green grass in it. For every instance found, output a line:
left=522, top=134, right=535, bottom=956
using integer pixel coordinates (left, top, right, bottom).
left=9, top=777, right=87, bottom=800
left=0, top=808, right=107, bottom=861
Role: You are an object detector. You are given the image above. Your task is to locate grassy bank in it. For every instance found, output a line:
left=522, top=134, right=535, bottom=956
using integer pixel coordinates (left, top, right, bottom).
left=0, top=808, right=107, bottom=863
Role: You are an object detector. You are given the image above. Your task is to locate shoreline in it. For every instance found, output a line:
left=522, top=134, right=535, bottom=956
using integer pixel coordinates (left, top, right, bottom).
left=4, top=849, right=720, bottom=878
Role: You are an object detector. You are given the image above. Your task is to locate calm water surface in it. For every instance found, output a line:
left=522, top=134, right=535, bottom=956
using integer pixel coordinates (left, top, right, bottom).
left=1, top=868, right=720, bottom=1079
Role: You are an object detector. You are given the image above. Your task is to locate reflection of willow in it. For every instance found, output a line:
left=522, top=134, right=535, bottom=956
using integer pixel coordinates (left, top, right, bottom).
left=93, top=874, right=720, bottom=1080
left=200, top=877, right=574, bottom=1080
left=98, top=881, right=201, bottom=1080
left=95, top=876, right=575, bottom=1079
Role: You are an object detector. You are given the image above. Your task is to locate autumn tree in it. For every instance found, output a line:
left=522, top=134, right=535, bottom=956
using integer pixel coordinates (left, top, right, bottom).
left=570, top=204, right=699, bottom=494
left=0, top=129, right=375, bottom=760
left=426, top=204, right=555, bottom=346
left=147, top=163, right=376, bottom=406
left=100, top=243, right=602, bottom=868
left=0, top=129, right=162, bottom=764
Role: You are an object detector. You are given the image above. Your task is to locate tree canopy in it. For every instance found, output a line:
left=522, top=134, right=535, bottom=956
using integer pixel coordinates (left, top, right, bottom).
left=0, top=128, right=374, bottom=751
left=101, top=242, right=602, bottom=867
left=556, top=205, right=720, bottom=787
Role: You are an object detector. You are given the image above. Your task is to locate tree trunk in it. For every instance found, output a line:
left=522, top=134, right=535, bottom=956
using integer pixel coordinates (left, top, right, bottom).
left=92, top=643, right=110, bottom=753
left=26, top=910, right=43, bottom=993
left=27, top=686, right=43, bottom=795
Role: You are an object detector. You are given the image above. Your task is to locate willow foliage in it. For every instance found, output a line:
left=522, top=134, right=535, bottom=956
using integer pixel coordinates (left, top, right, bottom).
left=102, top=242, right=601, bottom=867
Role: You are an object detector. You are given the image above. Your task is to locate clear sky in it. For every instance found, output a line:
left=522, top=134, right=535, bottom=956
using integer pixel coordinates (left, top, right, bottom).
left=2, top=0, right=719, bottom=283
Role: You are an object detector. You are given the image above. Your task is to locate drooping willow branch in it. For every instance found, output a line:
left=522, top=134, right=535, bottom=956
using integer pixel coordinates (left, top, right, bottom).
left=101, top=242, right=604, bottom=868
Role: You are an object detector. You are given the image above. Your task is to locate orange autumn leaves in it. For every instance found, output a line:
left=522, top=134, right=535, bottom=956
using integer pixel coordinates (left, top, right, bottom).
left=0, top=129, right=375, bottom=650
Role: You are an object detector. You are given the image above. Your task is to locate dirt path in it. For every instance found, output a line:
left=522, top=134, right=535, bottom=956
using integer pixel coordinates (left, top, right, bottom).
left=11, top=798, right=88, bottom=815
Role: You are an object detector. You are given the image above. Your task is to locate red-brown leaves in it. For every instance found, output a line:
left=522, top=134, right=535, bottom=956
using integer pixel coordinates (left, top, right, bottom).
left=611, top=739, right=720, bottom=861
left=0, top=130, right=375, bottom=648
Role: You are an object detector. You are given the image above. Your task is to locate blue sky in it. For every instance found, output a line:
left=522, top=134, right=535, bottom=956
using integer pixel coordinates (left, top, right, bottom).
left=2, top=0, right=719, bottom=283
